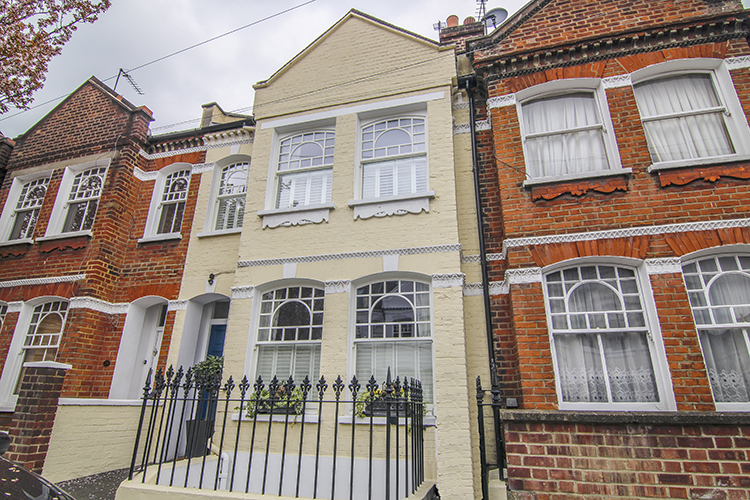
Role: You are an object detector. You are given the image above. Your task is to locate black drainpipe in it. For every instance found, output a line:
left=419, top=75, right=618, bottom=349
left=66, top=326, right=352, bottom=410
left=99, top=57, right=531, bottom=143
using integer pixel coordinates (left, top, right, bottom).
left=460, top=74, right=506, bottom=483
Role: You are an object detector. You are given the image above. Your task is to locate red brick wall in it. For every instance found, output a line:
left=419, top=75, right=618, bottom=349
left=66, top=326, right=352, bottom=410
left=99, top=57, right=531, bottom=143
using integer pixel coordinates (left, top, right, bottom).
left=6, top=366, right=67, bottom=472
left=504, top=417, right=750, bottom=500
left=472, top=0, right=742, bottom=62
left=0, top=79, right=206, bottom=400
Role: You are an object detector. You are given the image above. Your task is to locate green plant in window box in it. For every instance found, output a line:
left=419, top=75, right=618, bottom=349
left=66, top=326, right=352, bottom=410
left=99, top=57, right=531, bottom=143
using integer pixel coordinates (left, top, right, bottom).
left=355, top=387, right=427, bottom=420
left=241, top=385, right=306, bottom=418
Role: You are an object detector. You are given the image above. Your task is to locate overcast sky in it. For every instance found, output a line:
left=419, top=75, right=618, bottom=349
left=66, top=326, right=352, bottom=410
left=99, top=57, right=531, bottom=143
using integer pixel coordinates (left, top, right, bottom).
left=2, top=0, right=749, bottom=139
left=0, top=0, right=531, bottom=139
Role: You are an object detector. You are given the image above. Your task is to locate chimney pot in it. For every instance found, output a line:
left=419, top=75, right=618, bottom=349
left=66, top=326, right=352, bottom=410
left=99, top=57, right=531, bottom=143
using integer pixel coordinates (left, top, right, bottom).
left=464, top=16, right=476, bottom=24
left=447, top=15, right=459, bottom=27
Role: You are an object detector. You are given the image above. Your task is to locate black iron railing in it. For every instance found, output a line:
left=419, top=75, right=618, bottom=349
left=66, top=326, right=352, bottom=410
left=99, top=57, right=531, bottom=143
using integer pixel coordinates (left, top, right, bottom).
left=475, top=376, right=506, bottom=500
left=128, top=366, right=425, bottom=500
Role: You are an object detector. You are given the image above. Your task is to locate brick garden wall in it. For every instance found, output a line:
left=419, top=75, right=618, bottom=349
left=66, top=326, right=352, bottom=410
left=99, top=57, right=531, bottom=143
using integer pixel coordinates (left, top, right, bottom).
left=503, top=414, right=750, bottom=500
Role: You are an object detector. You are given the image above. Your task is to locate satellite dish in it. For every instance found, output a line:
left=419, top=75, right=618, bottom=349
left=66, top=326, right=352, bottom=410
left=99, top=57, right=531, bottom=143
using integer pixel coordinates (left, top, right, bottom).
left=484, top=7, right=508, bottom=30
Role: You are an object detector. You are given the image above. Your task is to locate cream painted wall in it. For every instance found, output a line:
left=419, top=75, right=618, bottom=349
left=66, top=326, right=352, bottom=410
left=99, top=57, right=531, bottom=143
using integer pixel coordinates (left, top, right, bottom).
left=44, top=405, right=144, bottom=482
left=253, top=14, right=455, bottom=121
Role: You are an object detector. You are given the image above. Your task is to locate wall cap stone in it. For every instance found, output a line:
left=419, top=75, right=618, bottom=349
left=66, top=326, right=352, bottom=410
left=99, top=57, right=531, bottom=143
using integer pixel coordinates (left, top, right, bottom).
left=498, top=410, right=750, bottom=425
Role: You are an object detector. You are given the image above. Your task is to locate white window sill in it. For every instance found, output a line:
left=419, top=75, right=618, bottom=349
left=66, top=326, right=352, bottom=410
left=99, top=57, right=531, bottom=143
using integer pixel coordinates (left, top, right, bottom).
left=257, top=203, right=335, bottom=228
left=338, top=415, right=437, bottom=427
left=138, top=232, right=182, bottom=244
left=557, top=402, right=670, bottom=412
left=37, top=230, right=93, bottom=242
left=523, top=168, right=632, bottom=187
left=0, top=238, right=33, bottom=247
left=647, top=153, right=750, bottom=172
left=58, top=398, right=144, bottom=406
left=196, top=227, right=243, bottom=238
left=714, top=402, right=750, bottom=412
left=231, top=412, right=320, bottom=424
left=348, top=191, right=435, bottom=220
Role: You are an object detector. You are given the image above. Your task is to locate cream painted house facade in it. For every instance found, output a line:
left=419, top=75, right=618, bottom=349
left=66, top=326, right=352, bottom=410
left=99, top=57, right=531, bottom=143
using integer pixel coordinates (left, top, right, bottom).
left=111, top=10, right=495, bottom=500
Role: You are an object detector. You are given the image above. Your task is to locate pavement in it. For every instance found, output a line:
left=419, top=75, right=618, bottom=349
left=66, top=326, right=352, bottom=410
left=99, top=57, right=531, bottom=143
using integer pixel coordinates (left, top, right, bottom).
left=56, top=468, right=130, bottom=500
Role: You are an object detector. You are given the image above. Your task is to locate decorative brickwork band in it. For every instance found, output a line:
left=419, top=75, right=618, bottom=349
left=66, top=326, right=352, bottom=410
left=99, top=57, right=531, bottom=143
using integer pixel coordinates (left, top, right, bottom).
left=502, top=217, right=750, bottom=259
left=6, top=364, right=71, bottom=473
left=324, top=280, right=351, bottom=294
left=0, top=274, right=85, bottom=288
left=464, top=281, right=509, bottom=296
left=167, top=300, right=187, bottom=311
left=453, top=123, right=471, bottom=135
left=237, top=244, right=462, bottom=268
left=505, top=267, right=543, bottom=284
left=432, top=273, right=465, bottom=288
left=645, top=258, right=683, bottom=275
left=69, top=297, right=128, bottom=315
left=487, top=94, right=517, bottom=108
left=726, top=55, right=750, bottom=69
left=602, top=74, right=632, bottom=88
left=230, top=286, right=254, bottom=299
left=475, top=119, right=491, bottom=131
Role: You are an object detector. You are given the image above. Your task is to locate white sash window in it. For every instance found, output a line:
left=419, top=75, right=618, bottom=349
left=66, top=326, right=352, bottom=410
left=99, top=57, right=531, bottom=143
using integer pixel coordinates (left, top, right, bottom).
left=682, top=255, right=750, bottom=407
left=215, top=162, right=248, bottom=231
left=255, top=286, right=324, bottom=384
left=545, top=265, right=667, bottom=409
left=275, top=131, right=334, bottom=209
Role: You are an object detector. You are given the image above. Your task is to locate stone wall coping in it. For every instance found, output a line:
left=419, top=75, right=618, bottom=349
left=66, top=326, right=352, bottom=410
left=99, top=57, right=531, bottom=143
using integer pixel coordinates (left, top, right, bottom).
left=22, top=361, right=73, bottom=370
left=498, top=410, right=750, bottom=426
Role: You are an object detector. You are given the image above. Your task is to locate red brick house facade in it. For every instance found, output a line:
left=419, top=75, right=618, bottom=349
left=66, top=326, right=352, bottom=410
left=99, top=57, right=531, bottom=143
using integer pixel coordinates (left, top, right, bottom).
left=0, top=77, right=251, bottom=473
left=449, top=0, right=750, bottom=497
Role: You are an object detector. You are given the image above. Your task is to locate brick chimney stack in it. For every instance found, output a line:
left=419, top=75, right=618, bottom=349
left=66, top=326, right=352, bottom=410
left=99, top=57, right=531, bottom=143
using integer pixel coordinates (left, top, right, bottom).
left=439, top=14, right=485, bottom=53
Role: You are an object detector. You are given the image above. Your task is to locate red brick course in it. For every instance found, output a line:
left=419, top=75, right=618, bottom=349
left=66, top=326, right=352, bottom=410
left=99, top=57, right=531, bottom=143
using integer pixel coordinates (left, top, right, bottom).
left=504, top=419, right=750, bottom=500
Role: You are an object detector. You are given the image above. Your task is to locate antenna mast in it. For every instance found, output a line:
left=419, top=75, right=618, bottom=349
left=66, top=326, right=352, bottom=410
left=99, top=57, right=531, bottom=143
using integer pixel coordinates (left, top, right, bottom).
left=113, top=69, right=145, bottom=96
left=477, top=0, right=489, bottom=33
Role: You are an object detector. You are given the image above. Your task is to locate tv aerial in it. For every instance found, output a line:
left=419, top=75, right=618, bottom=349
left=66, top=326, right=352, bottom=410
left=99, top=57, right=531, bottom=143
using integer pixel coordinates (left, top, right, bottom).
left=113, top=69, right=145, bottom=95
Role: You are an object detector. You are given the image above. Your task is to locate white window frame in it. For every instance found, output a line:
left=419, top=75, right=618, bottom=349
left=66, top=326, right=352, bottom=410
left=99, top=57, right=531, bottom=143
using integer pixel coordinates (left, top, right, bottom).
left=681, top=247, right=750, bottom=411
left=42, top=159, right=110, bottom=240
left=0, top=297, right=69, bottom=410
left=247, top=282, right=325, bottom=388
left=631, top=58, right=750, bottom=171
left=200, top=155, right=251, bottom=237
left=542, top=258, right=674, bottom=411
left=348, top=274, right=435, bottom=412
left=349, top=109, right=435, bottom=220
left=258, top=125, right=336, bottom=228
left=140, top=163, right=192, bottom=243
left=516, top=79, right=627, bottom=186
left=0, top=170, right=52, bottom=245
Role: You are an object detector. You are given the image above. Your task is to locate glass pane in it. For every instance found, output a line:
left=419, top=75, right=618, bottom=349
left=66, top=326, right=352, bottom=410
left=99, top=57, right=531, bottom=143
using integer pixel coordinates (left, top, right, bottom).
left=602, top=332, right=659, bottom=402
left=554, top=333, right=607, bottom=402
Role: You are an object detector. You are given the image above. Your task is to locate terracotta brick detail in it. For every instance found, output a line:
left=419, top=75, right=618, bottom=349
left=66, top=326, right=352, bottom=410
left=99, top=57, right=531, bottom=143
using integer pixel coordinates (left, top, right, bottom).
left=5, top=366, right=68, bottom=473
left=657, top=163, right=750, bottom=187
left=664, top=228, right=750, bottom=256
left=529, top=236, right=650, bottom=268
left=529, top=176, right=628, bottom=201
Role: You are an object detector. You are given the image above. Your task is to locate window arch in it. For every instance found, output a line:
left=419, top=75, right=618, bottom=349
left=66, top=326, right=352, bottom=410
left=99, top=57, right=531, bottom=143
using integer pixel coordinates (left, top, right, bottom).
left=545, top=264, right=666, bottom=408
left=682, top=254, right=750, bottom=405
left=353, top=277, right=433, bottom=404
left=255, top=285, right=324, bottom=384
